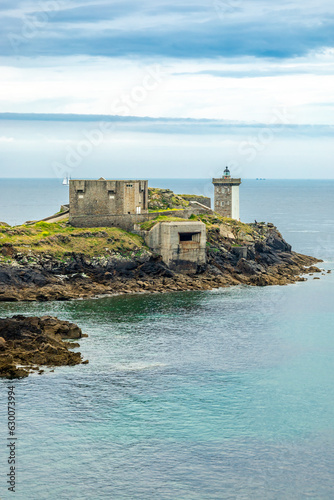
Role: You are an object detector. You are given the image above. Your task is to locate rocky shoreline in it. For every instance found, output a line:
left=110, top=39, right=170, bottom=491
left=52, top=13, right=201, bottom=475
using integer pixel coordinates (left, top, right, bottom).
left=0, top=219, right=328, bottom=379
left=0, top=218, right=326, bottom=302
left=0, top=246, right=324, bottom=303
left=0, top=315, right=88, bottom=379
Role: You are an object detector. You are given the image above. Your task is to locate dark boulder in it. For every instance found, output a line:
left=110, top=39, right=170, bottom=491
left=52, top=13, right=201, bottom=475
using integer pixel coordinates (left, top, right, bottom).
left=0, top=315, right=87, bottom=379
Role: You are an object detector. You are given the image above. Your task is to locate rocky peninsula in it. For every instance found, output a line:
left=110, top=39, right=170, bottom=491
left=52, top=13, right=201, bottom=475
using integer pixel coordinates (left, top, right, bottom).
left=0, top=209, right=323, bottom=303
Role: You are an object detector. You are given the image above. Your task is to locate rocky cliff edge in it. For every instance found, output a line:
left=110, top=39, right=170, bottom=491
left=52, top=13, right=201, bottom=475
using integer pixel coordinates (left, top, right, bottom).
left=0, top=215, right=325, bottom=302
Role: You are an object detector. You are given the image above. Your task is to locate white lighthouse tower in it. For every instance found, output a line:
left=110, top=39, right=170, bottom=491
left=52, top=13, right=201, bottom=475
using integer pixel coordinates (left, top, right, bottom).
left=212, top=167, right=241, bottom=219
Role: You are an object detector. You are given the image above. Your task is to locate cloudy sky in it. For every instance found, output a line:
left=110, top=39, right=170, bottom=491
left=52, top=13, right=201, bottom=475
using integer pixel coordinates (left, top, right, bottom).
left=0, top=0, right=334, bottom=178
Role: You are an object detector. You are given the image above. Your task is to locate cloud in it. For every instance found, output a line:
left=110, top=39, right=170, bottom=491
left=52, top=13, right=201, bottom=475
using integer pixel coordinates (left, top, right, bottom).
left=0, top=136, right=14, bottom=142
left=176, top=63, right=334, bottom=79
left=1, top=2, right=334, bottom=180
left=1, top=113, right=333, bottom=138
left=2, top=0, right=334, bottom=59
left=1, top=114, right=334, bottom=180
left=1, top=2, right=334, bottom=127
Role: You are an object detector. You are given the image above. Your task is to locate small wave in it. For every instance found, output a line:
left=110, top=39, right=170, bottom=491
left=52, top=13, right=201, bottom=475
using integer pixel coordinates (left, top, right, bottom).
left=289, top=230, right=320, bottom=233
left=113, top=362, right=167, bottom=371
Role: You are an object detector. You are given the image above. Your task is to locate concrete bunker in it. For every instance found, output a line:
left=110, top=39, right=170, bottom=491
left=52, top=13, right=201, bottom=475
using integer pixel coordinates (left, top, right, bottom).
left=144, top=221, right=207, bottom=273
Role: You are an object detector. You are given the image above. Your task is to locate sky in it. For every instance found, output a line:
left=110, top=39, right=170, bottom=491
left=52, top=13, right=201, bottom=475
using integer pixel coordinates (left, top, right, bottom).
left=0, top=0, right=334, bottom=179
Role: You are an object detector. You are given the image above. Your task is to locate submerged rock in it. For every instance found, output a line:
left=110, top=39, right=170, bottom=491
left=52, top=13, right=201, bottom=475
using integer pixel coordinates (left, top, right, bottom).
left=0, top=315, right=87, bottom=379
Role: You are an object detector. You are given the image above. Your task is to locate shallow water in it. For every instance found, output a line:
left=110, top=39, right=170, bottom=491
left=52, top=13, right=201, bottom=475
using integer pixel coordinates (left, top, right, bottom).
left=0, top=276, right=334, bottom=499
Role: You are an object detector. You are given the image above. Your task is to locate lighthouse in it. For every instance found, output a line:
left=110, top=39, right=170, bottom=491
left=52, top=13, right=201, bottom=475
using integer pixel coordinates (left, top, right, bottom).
left=212, top=167, right=241, bottom=219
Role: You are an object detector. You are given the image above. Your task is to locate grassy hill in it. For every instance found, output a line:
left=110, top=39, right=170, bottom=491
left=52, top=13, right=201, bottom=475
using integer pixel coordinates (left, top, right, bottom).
left=0, top=220, right=146, bottom=262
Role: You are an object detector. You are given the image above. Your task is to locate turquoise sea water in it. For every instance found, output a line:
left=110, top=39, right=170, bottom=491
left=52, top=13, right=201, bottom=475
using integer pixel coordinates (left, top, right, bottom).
left=0, top=179, right=334, bottom=499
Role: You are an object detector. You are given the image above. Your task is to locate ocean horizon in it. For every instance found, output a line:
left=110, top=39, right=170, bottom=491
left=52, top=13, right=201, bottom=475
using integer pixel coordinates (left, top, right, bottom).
left=1, top=178, right=333, bottom=260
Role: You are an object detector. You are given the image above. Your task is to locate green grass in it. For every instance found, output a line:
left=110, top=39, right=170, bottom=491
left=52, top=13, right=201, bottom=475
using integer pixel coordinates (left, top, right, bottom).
left=0, top=220, right=146, bottom=260
left=222, top=218, right=254, bottom=235
left=148, top=208, right=181, bottom=213
left=179, top=194, right=209, bottom=200
left=148, top=187, right=190, bottom=210
left=141, top=215, right=190, bottom=231
left=194, top=214, right=254, bottom=234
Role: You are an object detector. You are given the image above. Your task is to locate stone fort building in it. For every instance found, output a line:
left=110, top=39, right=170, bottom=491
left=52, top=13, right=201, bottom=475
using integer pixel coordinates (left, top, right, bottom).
left=68, top=171, right=240, bottom=272
left=69, top=177, right=208, bottom=272
left=69, top=178, right=148, bottom=228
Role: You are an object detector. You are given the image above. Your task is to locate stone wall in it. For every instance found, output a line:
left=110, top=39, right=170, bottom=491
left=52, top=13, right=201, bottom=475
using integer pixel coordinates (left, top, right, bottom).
left=213, top=184, right=232, bottom=217
left=70, top=207, right=209, bottom=232
left=69, top=179, right=148, bottom=223
left=179, top=195, right=211, bottom=209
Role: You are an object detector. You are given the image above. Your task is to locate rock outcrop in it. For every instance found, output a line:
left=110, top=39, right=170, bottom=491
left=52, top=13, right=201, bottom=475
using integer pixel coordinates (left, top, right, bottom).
left=0, top=217, right=324, bottom=302
left=0, top=316, right=87, bottom=379
left=148, top=188, right=211, bottom=211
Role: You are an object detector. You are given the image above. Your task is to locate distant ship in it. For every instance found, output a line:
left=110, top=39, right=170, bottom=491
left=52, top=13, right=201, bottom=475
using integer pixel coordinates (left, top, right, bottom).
left=62, top=176, right=70, bottom=186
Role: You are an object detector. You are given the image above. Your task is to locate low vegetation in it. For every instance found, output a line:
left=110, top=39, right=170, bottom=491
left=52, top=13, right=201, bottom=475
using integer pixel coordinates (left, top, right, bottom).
left=0, top=220, right=146, bottom=260
left=0, top=212, right=272, bottom=265
left=189, top=213, right=253, bottom=231
left=148, top=187, right=190, bottom=211
left=148, top=188, right=211, bottom=212
left=148, top=208, right=181, bottom=213
left=179, top=194, right=210, bottom=202
left=140, top=215, right=190, bottom=231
